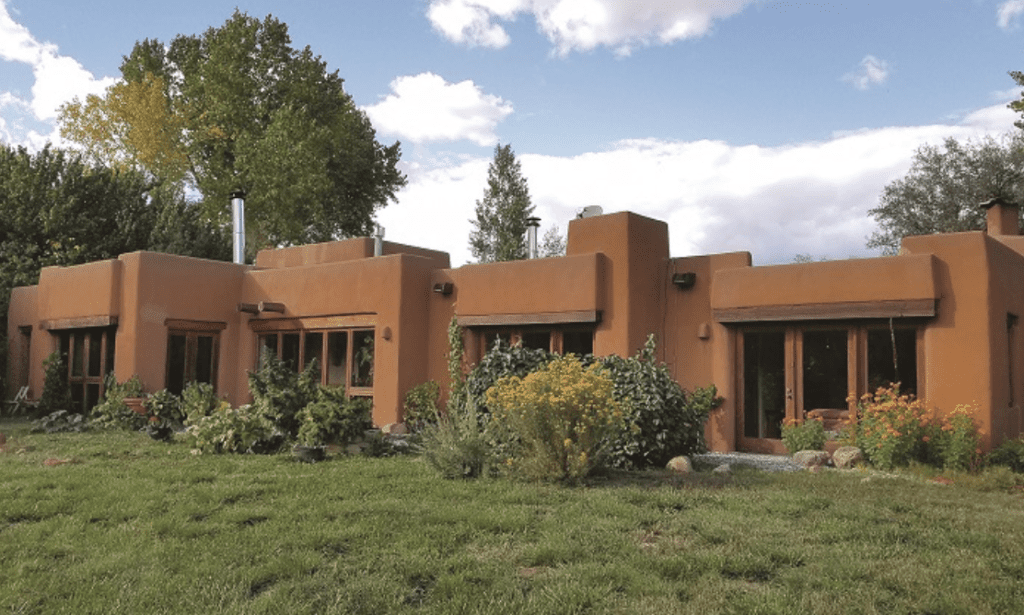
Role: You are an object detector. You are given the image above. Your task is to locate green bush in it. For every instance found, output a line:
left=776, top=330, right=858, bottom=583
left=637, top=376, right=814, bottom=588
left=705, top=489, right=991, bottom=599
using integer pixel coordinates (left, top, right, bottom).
left=143, top=389, right=184, bottom=426
left=181, top=381, right=221, bottom=425
left=90, top=375, right=147, bottom=430
left=486, top=355, right=632, bottom=482
left=37, top=351, right=71, bottom=417
left=418, top=399, right=493, bottom=479
left=593, top=336, right=722, bottom=468
left=296, top=390, right=372, bottom=447
left=402, top=381, right=441, bottom=433
left=931, top=404, right=983, bottom=472
left=186, top=403, right=276, bottom=454
left=988, top=436, right=1024, bottom=473
left=463, top=339, right=553, bottom=414
left=781, top=418, right=827, bottom=454
left=31, top=410, right=90, bottom=433
left=248, top=350, right=319, bottom=439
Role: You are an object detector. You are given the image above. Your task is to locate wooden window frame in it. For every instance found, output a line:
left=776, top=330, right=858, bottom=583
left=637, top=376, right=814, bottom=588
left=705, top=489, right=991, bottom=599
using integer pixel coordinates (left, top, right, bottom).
left=166, top=327, right=222, bottom=395
left=257, top=327, right=375, bottom=398
left=56, top=326, right=116, bottom=414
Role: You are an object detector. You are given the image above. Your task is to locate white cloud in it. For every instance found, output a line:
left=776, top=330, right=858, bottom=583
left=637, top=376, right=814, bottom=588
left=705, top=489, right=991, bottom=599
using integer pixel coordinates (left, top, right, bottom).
left=843, top=55, right=890, bottom=91
left=0, top=0, right=115, bottom=147
left=364, top=73, right=514, bottom=146
left=998, top=0, right=1024, bottom=30
left=381, top=102, right=1017, bottom=267
left=427, top=0, right=754, bottom=55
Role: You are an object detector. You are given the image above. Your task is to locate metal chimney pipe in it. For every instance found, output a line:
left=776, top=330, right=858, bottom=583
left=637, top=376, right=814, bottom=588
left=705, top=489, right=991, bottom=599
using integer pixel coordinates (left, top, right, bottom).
left=230, top=190, right=246, bottom=265
left=526, top=216, right=541, bottom=259
left=373, top=224, right=385, bottom=257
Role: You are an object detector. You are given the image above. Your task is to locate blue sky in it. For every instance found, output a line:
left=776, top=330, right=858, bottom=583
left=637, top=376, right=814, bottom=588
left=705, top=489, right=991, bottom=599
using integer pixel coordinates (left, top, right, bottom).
left=1, top=0, right=1023, bottom=266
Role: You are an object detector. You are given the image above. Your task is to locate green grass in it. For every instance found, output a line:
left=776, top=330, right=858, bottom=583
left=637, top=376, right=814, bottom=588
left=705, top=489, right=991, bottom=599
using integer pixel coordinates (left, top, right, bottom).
left=2, top=420, right=1024, bottom=614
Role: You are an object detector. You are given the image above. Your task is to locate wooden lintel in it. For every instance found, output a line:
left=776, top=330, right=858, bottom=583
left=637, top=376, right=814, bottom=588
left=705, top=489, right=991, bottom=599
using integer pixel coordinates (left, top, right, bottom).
left=238, top=303, right=260, bottom=314
left=259, top=301, right=286, bottom=314
left=39, top=315, right=118, bottom=331
left=457, top=310, right=601, bottom=328
left=248, top=314, right=377, bottom=332
left=713, top=299, right=936, bottom=323
left=165, top=319, right=228, bottom=332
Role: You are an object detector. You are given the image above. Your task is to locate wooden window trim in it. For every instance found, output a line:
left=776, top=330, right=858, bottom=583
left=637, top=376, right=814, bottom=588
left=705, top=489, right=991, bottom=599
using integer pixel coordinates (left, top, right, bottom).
left=715, top=299, right=936, bottom=323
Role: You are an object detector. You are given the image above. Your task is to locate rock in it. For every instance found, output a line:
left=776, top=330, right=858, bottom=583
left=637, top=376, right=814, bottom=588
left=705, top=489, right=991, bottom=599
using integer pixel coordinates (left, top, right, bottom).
left=381, top=422, right=408, bottom=436
left=831, top=446, right=864, bottom=469
left=666, top=456, right=692, bottom=474
left=345, top=444, right=363, bottom=456
left=793, top=450, right=830, bottom=469
left=712, top=463, right=731, bottom=475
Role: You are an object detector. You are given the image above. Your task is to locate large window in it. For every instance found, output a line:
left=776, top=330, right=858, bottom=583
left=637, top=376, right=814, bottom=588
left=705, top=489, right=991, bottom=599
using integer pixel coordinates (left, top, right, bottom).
left=740, top=322, right=920, bottom=449
left=166, top=321, right=223, bottom=395
left=258, top=327, right=375, bottom=396
left=57, top=327, right=116, bottom=414
left=477, top=326, right=595, bottom=357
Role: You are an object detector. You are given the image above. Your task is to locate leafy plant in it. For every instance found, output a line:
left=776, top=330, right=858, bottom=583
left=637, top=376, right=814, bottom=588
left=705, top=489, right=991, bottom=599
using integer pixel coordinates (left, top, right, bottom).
left=296, top=390, right=372, bottom=447
left=486, top=355, right=631, bottom=482
left=248, top=350, right=319, bottom=439
left=463, top=339, right=553, bottom=414
left=402, top=380, right=440, bottom=433
left=781, top=418, right=827, bottom=454
left=931, top=404, right=983, bottom=472
left=593, top=336, right=722, bottom=468
left=843, top=385, right=930, bottom=470
left=143, top=389, right=184, bottom=426
left=37, top=351, right=71, bottom=417
left=180, top=381, right=221, bottom=426
left=30, top=410, right=90, bottom=433
left=90, top=374, right=147, bottom=430
left=987, top=436, right=1024, bottom=473
left=186, top=402, right=275, bottom=454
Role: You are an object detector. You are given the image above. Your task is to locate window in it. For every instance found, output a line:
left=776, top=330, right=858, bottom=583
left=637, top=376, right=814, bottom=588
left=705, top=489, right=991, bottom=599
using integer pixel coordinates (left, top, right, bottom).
left=57, top=327, right=116, bottom=414
left=258, top=327, right=375, bottom=395
left=165, top=321, right=224, bottom=395
left=739, top=322, right=921, bottom=448
left=476, top=326, right=595, bottom=357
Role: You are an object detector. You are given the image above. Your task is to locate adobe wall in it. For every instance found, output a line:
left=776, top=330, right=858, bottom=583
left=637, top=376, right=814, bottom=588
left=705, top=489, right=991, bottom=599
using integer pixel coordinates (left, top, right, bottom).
left=256, top=238, right=450, bottom=270
left=116, top=252, right=248, bottom=401
left=981, top=236, right=1024, bottom=445
left=7, top=286, right=39, bottom=399
left=567, top=212, right=670, bottom=359
left=36, top=259, right=122, bottom=324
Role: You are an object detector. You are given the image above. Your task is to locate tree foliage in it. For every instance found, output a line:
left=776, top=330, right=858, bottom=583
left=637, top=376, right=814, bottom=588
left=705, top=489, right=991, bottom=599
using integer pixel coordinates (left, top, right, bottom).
left=469, top=144, right=535, bottom=263
left=59, top=10, right=406, bottom=249
left=867, top=133, right=1024, bottom=254
left=540, top=225, right=566, bottom=257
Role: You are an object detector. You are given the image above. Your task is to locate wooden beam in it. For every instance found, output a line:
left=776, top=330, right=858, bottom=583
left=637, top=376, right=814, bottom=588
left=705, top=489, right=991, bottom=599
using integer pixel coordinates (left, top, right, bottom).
left=714, top=299, right=936, bottom=323
left=456, top=310, right=601, bottom=328
left=39, top=315, right=118, bottom=330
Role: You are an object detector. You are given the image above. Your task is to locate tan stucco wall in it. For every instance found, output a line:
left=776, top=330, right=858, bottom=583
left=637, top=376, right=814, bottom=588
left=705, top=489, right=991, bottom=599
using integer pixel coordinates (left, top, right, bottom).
left=37, top=259, right=122, bottom=324
left=256, top=238, right=450, bottom=270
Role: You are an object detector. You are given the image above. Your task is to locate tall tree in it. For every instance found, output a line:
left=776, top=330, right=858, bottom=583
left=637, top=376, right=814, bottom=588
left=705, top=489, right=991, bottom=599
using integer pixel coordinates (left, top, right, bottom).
left=469, top=144, right=535, bottom=263
left=867, top=133, right=1024, bottom=254
left=59, top=11, right=406, bottom=250
left=540, top=225, right=566, bottom=257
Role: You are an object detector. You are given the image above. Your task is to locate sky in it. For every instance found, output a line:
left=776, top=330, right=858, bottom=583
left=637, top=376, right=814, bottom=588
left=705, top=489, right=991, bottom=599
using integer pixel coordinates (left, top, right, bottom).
left=1, top=0, right=1023, bottom=266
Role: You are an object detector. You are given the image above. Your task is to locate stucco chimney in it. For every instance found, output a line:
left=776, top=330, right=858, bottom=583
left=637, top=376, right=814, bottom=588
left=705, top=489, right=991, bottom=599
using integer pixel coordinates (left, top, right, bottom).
left=526, top=216, right=541, bottom=259
left=980, top=197, right=1020, bottom=236
left=230, top=191, right=246, bottom=264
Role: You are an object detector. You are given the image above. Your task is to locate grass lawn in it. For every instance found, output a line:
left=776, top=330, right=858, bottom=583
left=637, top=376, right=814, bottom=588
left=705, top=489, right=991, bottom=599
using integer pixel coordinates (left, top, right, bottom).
left=2, top=419, right=1024, bottom=615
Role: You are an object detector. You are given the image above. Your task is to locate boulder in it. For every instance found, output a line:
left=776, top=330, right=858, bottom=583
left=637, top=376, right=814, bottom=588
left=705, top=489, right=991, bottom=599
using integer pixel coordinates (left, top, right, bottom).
left=831, top=446, right=864, bottom=469
left=793, top=450, right=830, bottom=469
left=382, top=422, right=408, bottom=436
left=666, top=456, right=692, bottom=474
left=712, top=463, right=732, bottom=475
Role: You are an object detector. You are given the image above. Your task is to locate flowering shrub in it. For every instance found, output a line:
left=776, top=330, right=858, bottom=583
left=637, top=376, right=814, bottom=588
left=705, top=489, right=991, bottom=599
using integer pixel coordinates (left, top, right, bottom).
left=932, top=404, right=983, bottom=472
left=843, top=385, right=930, bottom=470
left=781, top=418, right=827, bottom=454
left=486, top=355, right=632, bottom=482
left=187, top=402, right=275, bottom=454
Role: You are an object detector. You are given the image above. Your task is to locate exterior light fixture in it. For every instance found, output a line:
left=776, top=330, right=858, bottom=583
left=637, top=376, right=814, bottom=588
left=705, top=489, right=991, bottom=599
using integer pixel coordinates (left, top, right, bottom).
left=433, top=282, right=454, bottom=296
left=672, top=272, right=696, bottom=290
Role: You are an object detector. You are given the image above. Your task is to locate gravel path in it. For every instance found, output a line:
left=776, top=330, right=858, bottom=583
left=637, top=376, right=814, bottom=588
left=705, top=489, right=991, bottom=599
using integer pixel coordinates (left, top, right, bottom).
left=691, top=452, right=804, bottom=473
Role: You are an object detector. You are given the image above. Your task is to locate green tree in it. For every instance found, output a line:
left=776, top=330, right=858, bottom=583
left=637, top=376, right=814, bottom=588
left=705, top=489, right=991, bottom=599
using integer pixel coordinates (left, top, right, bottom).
left=540, top=225, right=566, bottom=257
left=867, top=133, right=1024, bottom=254
left=59, top=11, right=406, bottom=250
left=469, top=144, right=535, bottom=263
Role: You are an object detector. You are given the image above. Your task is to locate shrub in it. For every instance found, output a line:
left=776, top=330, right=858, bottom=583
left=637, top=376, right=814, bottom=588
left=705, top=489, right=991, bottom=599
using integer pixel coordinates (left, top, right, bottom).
left=37, top=351, right=71, bottom=417
left=463, top=339, right=553, bottom=414
left=181, top=381, right=221, bottom=425
left=931, top=404, right=983, bottom=472
left=187, top=402, right=276, bottom=454
left=418, top=399, right=493, bottom=479
left=593, top=336, right=722, bottom=468
left=843, top=385, right=930, bottom=470
left=403, top=381, right=441, bottom=433
left=31, top=410, right=90, bottom=433
left=90, top=375, right=147, bottom=430
left=296, top=390, right=372, bottom=447
left=988, top=436, right=1024, bottom=473
left=487, top=355, right=631, bottom=482
left=144, top=389, right=184, bottom=426
left=248, top=350, right=319, bottom=439
left=781, top=418, right=827, bottom=454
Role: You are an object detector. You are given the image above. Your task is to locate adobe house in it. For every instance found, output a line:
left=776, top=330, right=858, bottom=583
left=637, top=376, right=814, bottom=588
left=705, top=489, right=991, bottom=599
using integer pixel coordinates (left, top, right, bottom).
left=7, top=202, right=1024, bottom=453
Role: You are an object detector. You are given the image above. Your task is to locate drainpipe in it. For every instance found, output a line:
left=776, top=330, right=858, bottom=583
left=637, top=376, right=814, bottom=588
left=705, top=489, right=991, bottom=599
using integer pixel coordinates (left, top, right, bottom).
left=526, top=216, right=541, bottom=259
left=373, top=224, right=385, bottom=257
left=230, top=191, right=246, bottom=265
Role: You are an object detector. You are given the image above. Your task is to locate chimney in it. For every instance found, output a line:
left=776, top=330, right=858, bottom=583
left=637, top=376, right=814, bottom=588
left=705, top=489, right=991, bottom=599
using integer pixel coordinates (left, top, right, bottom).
left=526, top=216, right=541, bottom=259
left=980, top=197, right=1020, bottom=236
left=230, top=191, right=246, bottom=264
left=373, top=224, right=385, bottom=257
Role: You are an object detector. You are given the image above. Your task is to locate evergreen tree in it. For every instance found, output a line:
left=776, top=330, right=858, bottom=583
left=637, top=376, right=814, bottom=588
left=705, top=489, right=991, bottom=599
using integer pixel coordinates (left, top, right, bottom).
left=469, top=144, right=535, bottom=263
